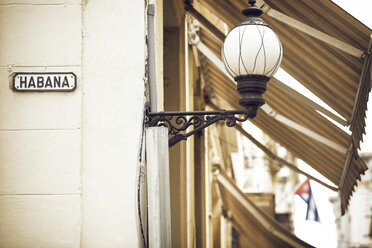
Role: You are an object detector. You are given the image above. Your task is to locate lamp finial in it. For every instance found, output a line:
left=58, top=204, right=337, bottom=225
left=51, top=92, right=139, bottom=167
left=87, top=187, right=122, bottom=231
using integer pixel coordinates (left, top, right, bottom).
left=243, top=0, right=263, bottom=17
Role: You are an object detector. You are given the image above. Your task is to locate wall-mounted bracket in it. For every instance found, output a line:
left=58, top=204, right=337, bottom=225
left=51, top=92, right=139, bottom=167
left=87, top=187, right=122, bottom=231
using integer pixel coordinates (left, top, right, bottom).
left=145, top=108, right=253, bottom=147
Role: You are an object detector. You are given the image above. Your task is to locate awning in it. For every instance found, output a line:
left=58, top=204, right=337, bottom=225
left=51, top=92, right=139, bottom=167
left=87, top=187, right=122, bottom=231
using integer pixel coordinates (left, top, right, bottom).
left=213, top=164, right=314, bottom=248
left=187, top=0, right=371, bottom=214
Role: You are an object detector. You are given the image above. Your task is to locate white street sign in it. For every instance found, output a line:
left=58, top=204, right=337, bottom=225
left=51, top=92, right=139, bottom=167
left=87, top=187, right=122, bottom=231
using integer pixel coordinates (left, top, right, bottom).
left=13, top=72, right=76, bottom=92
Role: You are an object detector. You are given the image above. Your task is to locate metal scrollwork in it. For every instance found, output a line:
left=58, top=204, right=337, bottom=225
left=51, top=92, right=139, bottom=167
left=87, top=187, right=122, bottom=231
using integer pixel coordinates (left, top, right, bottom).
left=145, top=109, right=253, bottom=147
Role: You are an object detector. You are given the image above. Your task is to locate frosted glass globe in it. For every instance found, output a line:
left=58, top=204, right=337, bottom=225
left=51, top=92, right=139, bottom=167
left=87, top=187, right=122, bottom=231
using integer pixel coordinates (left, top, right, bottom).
left=222, top=22, right=283, bottom=79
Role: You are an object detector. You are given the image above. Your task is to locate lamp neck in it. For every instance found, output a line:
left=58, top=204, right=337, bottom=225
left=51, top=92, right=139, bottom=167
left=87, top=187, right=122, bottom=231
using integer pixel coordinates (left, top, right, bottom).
left=248, top=0, right=256, bottom=6
left=242, top=0, right=263, bottom=17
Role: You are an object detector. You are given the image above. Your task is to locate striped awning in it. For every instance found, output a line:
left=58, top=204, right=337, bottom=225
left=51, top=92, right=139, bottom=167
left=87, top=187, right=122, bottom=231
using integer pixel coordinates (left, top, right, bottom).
left=213, top=164, right=314, bottom=248
left=187, top=0, right=371, bottom=214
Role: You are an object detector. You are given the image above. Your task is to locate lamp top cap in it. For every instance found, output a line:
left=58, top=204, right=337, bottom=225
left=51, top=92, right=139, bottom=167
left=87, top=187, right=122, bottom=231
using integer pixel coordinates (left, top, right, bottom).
left=243, top=0, right=263, bottom=17
left=248, top=0, right=256, bottom=6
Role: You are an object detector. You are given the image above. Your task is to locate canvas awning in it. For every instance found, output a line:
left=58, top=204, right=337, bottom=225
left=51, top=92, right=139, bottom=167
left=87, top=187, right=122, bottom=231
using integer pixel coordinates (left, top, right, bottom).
left=213, top=164, right=314, bottom=248
left=186, top=0, right=371, bottom=214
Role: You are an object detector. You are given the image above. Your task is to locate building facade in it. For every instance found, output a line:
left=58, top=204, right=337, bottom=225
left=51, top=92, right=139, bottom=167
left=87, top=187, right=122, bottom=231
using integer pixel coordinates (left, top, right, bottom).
left=332, top=153, right=372, bottom=248
left=0, top=0, right=145, bottom=247
left=0, top=0, right=371, bottom=247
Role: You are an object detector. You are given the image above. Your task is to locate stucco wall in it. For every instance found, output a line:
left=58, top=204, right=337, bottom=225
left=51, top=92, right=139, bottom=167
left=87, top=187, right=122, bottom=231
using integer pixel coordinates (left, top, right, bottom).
left=81, top=0, right=145, bottom=247
left=0, top=0, right=145, bottom=247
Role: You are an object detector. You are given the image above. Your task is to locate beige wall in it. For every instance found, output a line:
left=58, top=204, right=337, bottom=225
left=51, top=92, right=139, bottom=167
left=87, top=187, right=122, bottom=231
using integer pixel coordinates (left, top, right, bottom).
left=81, top=0, right=145, bottom=247
left=0, top=0, right=145, bottom=247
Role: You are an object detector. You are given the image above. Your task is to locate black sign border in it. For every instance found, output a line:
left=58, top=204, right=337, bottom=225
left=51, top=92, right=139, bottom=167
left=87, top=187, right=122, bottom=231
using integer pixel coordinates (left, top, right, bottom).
left=13, top=72, right=77, bottom=92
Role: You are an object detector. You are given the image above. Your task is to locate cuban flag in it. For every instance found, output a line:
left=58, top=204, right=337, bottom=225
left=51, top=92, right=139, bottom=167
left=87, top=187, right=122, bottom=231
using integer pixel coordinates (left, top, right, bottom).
left=296, top=179, right=320, bottom=222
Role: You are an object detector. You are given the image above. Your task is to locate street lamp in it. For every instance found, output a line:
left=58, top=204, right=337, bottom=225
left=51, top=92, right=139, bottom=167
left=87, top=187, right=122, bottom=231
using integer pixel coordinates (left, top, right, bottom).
left=146, top=0, right=282, bottom=146
left=222, top=0, right=282, bottom=117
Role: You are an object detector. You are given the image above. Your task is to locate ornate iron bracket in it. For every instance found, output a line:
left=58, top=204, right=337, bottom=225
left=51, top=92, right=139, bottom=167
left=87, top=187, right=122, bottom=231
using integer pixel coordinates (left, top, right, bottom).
left=145, top=108, right=254, bottom=147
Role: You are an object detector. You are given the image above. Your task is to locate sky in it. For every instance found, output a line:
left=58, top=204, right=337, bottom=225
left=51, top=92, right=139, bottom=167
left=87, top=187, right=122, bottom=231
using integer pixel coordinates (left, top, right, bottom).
left=287, top=1, right=372, bottom=247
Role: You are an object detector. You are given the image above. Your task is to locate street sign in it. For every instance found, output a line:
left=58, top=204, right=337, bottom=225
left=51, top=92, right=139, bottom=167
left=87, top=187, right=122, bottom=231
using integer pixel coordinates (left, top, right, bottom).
left=13, top=72, right=76, bottom=92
